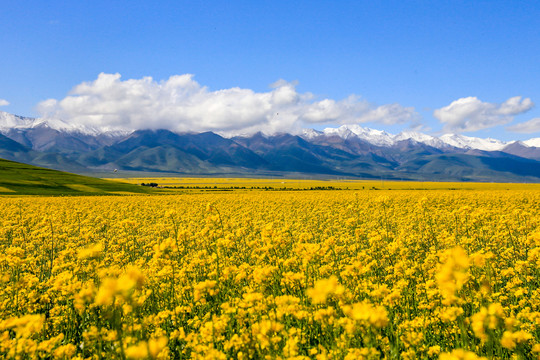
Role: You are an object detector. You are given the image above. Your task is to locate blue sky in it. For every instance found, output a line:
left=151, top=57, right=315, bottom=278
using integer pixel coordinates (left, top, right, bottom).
left=1, top=1, right=539, bottom=140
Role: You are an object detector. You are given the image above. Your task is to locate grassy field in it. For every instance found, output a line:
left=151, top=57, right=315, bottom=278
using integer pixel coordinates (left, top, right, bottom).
left=2, top=155, right=538, bottom=197
left=0, top=158, right=153, bottom=196
left=106, top=176, right=540, bottom=192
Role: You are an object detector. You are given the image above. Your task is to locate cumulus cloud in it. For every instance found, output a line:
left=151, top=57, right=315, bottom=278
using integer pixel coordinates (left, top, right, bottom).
left=37, top=73, right=418, bottom=136
left=507, top=118, right=540, bottom=133
left=433, top=96, right=534, bottom=133
left=0, top=99, right=9, bottom=107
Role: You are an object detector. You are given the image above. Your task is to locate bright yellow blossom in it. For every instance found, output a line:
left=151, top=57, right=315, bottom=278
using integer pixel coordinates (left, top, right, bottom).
left=0, top=183, right=539, bottom=358
left=307, top=276, right=344, bottom=304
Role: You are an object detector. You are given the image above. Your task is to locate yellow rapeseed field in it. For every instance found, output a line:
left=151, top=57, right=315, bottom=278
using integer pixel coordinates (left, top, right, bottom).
left=0, top=185, right=539, bottom=359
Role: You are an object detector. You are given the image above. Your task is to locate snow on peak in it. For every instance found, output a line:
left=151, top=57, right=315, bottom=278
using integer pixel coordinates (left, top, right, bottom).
left=316, top=125, right=438, bottom=147
left=523, top=138, right=540, bottom=148
left=34, top=117, right=105, bottom=135
left=0, top=111, right=34, bottom=129
left=301, top=128, right=323, bottom=139
left=321, top=125, right=356, bottom=140
left=323, top=125, right=395, bottom=146
left=304, top=124, right=529, bottom=151
left=0, top=111, right=103, bottom=135
left=1, top=110, right=538, bottom=151
left=439, top=134, right=508, bottom=151
left=394, top=131, right=447, bottom=148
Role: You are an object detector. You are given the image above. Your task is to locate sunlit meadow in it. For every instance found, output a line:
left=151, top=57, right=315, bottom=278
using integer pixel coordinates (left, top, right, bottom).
left=1, top=183, right=540, bottom=359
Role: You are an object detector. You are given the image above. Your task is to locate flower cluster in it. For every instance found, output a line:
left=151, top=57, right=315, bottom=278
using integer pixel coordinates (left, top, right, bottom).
left=0, top=188, right=539, bottom=358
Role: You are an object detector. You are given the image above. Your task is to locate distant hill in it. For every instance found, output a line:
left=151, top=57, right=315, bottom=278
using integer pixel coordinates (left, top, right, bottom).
left=0, top=158, right=152, bottom=195
left=2, top=111, right=540, bottom=182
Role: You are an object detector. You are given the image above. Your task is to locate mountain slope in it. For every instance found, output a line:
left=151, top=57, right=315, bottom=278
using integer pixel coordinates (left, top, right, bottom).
left=0, top=158, right=152, bottom=195
left=112, top=146, right=212, bottom=173
left=501, top=142, right=540, bottom=160
left=116, top=130, right=264, bottom=166
left=233, top=133, right=347, bottom=174
left=1, top=111, right=540, bottom=182
left=397, top=153, right=540, bottom=182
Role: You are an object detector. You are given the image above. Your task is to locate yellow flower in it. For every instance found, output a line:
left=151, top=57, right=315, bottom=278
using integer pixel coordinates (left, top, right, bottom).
left=436, top=246, right=469, bottom=305
left=94, top=278, right=117, bottom=306
left=125, top=341, right=148, bottom=359
left=307, top=276, right=344, bottom=304
left=428, top=345, right=441, bottom=356
left=148, top=336, right=168, bottom=358
left=501, top=331, right=516, bottom=350
left=501, top=330, right=533, bottom=349
left=117, top=266, right=145, bottom=296
left=439, top=349, right=487, bottom=360
left=341, top=302, right=388, bottom=328
left=193, top=279, right=217, bottom=302
left=1, top=314, right=44, bottom=338
left=439, top=306, right=464, bottom=322
left=470, top=303, right=504, bottom=343
left=53, top=344, right=77, bottom=359
left=1, top=182, right=540, bottom=358
left=77, top=242, right=103, bottom=260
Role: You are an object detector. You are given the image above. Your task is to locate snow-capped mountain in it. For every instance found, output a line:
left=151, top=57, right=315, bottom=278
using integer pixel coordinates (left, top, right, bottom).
left=302, top=125, right=396, bottom=146
left=303, top=124, right=533, bottom=152
left=1, top=111, right=540, bottom=182
left=438, top=134, right=509, bottom=151
left=393, top=131, right=447, bottom=148
left=0, top=111, right=35, bottom=129
left=0, top=111, right=132, bottom=156
left=3, top=111, right=538, bottom=153
left=322, top=124, right=396, bottom=146
left=0, top=111, right=129, bottom=136
left=524, top=138, right=540, bottom=148
left=301, top=128, right=323, bottom=139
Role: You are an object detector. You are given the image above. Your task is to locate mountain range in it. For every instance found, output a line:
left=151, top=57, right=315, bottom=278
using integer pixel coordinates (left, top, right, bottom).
left=1, top=111, right=540, bottom=182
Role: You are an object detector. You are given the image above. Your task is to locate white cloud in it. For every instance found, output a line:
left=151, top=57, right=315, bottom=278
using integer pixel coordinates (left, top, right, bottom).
left=0, top=99, right=9, bottom=107
left=433, top=96, right=534, bottom=133
left=37, top=73, right=418, bottom=136
left=507, top=118, right=540, bottom=133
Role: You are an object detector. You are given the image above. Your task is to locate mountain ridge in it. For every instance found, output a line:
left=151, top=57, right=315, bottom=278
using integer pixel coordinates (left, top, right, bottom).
left=1, top=111, right=540, bottom=182
left=3, top=110, right=539, bottom=151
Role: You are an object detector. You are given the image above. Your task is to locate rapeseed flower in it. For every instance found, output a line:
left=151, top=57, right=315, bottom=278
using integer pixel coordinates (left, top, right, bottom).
left=0, top=187, right=539, bottom=358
